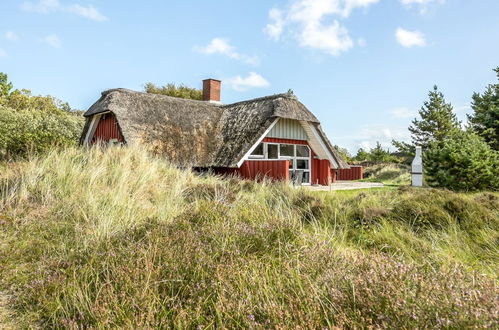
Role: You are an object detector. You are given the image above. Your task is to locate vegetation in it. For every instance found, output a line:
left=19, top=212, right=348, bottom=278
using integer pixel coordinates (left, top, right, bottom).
left=393, top=85, right=460, bottom=155
left=424, top=130, right=499, bottom=191
left=362, top=163, right=411, bottom=185
left=1, top=147, right=497, bottom=328
left=144, top=82, right=203, bottom=100
left=0, top=73, right=84, bottom=160
left=353, top=142, right=401, bottom=164
left=468, top=67, right=499, bottom=150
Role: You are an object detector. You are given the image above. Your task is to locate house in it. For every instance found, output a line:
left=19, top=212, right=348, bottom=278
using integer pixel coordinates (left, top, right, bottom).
left=80, top=79, right=349, bottom=185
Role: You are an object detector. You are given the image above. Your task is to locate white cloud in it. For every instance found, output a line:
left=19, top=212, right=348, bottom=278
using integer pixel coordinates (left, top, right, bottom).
left=454, top=104, right=471, bottom=112
left=0, top=49, right=7, bottom=58
left=227, top=72, right=270, bottom=91
left=265, top=0, right=380, bottom=56
left=391, top=107, right=416, bottom=118
left=42, top=34, right=62, bottom=48
left=395, top=28, right=426, bottom=47
left=21, top=0, right=107, bottom=21
left=67, top=4, right=107, bottom=21
left=196, top=38, right=260, bottom=66
left=400, top=0, right=445, bottom=14
left=356, top=125, right=409, bottom=150
left=4, top=31, right=20, bottom=41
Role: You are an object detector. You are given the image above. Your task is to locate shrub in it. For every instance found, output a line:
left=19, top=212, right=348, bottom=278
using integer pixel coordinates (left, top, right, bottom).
left=0, top=105, right=84, bottom=159
left=0, top=73, right=84, bottom=160
left=424, top=130, right=499, bottom=191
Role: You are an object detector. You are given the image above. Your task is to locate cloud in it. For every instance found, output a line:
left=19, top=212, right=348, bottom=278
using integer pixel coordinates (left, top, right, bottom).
left=227, top=72, right=270, bottom=91
left=42, top=34, right=62, bottom=48
left=395, top=28, right=426, bottom=47
left=391, top=107, right=416, bottom=118
left=67, top=4, right=107, bottom=21
left=21, top=0, right=107, bottom=21
left=356, top=125, right=409, bottom=150
left=264, top=0, right=379, bottom=56
left=4, top=31, right=20, bottom=41
left=196, top=38, right=260, bottom=66
left=400, top=0, right=445, bottom=14
left=0, top=49, right=7, bottom=58
left=454, top=104, right=471, bottom=112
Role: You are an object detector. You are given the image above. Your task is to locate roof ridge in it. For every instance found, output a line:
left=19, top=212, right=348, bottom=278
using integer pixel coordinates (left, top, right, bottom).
left=222, top=92, right=297, bottom=108
left=101, top=88, right=221, bottom=106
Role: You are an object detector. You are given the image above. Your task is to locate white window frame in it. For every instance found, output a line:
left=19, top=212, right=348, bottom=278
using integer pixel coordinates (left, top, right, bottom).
left=247, top=142, right=311, bottom=185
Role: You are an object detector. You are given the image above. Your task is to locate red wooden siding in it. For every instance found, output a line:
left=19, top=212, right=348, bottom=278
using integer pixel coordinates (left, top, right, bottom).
left=317, top=159, right=332, bottom=185
left=214, top=137, right=336, bottom=185
left=240, top=160, right=290, bottom=182
left=262, top=137, right=308, bottom=145
left=337, top=166, right=363, bottom=180
left=91, top=113, right=124, bottom=143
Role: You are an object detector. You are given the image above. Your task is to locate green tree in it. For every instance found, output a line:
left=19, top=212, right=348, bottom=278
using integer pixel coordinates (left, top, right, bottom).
left=468, top=67, right=499, bottom=150
left=334, top=145, right=352, bottom=162
left=393, top=86, right=460, bottom=152
left=424, top=130, right=499, bottom=191
left=0, top=72, right=13, bottom=98
left=354, top=148, right=370, bottom=162
left=0, top=72, right=84, bottom=159
left=144, top=82, right=203, bottom=100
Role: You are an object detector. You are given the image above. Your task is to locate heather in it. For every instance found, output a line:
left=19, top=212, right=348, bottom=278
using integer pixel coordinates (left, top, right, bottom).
left=0, top=147, right=498, bottom=328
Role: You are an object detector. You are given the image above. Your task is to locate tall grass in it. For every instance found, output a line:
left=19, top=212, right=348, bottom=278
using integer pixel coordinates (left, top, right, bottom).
left=0, top=147, right=498, bottom=328
left=362, top=163, right=411, bottom=185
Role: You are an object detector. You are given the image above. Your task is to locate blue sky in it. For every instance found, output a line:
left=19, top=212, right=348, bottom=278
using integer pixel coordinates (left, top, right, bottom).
left=1, top=0, right=498, bottom=153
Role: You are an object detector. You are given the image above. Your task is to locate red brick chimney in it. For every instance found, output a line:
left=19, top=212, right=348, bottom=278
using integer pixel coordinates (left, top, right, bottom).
left=202, top=79, right=221, bottom=102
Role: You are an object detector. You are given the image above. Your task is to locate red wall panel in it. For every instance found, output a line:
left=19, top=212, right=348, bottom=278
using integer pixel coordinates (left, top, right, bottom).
left=91, top=113, right=124, bottom=143
left=337, top=166, right=363, bottom=181
left=239, top=160, right=290, bottom=182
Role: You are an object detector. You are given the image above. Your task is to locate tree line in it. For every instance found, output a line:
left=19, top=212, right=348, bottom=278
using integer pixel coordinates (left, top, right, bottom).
left=352, top=67, right=498, bottom=191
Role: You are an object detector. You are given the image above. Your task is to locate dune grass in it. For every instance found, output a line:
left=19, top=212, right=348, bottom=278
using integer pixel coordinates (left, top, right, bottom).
left=0, top=147, right=498, bottom=328
left=362, top=163, right=411, bottom=186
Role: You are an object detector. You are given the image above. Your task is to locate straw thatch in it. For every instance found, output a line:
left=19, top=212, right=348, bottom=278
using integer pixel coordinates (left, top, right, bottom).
left=81, top=89, right=348, bottom=168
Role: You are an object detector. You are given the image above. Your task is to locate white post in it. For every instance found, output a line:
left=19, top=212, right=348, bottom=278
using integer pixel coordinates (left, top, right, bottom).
left=411, top=146, right=423, bottom=187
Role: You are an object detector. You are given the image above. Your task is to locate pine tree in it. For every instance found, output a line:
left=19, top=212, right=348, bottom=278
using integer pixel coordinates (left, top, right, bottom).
left=407, top=85, right=460, bottom=149
left=468, top=67, right=499, bottom=150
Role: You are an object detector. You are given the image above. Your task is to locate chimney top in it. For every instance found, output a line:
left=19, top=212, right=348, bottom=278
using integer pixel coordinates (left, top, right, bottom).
left=203, top=79, right=221, bottom=103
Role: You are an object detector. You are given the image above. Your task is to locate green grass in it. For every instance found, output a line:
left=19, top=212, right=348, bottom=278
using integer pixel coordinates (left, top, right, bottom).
left=0, top=147, right=498, bottom=328
left=361, top=163, right=411, bottom=186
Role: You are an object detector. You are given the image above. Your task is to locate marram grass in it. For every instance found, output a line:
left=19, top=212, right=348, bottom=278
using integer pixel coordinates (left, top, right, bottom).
left=0, top=146, right=498, bottom=328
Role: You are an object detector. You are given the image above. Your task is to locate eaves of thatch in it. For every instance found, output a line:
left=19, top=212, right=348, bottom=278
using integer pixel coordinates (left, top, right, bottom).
left=81, top=89, right=348, bottom=169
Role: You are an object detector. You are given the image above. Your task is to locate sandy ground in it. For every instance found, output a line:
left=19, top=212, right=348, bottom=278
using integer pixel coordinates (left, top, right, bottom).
left=305, top=181, right=384, bottom=191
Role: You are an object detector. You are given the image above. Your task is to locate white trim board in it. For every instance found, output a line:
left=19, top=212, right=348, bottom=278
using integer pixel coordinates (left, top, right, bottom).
left=236, top=118, right=279, bottom=168
left=300, top=121, right=339, bottom=169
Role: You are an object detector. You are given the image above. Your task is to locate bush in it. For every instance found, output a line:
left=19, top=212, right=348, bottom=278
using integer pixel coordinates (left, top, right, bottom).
left=0, top=73, right=84, bottom=160
left=0, top=105, right=84, bottom=159
left=424, top=131, right=499, bottom=191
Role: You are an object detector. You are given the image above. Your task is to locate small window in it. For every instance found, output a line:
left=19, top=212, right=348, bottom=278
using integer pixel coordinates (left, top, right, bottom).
left=296, top=145, right=310, bottom=157
left=250, top=143, right=264, bottom=157
left=296, top=159, right=309, bottom=170
left=268, top=144, right=278, bottom=159
left=280, top=144, right=294, bottom=157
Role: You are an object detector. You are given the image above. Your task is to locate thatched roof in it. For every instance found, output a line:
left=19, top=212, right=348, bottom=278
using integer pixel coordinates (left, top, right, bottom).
left=82, top=89, right=348, bottom=168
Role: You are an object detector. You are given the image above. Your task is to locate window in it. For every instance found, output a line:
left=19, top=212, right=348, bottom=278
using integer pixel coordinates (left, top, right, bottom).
left=280, top=144, right=294, bottom=157
left=296, top=145, right=310, bottom=157
left=250, top=143, right=264, bottom=158
left=268, top=144, right=278, bottom=159
left=246, top=142, right=311, bottom=185
left=296, top=159, right=309, bottom=170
